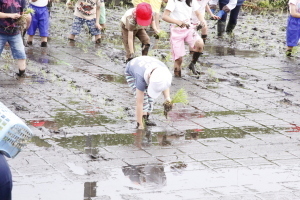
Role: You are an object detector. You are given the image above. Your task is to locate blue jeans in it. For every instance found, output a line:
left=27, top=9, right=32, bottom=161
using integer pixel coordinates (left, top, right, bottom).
left=0, top=33, right=26, bottom=59
left=0, top=154, right=12, bottom=200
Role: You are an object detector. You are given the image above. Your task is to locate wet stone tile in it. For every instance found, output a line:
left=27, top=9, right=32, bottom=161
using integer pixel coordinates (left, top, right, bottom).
left=202, top=159, right=242, bottom=169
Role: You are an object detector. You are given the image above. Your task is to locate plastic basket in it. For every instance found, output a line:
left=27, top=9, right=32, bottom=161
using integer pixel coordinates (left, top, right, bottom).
left=0, top=102, right=33, bottom=158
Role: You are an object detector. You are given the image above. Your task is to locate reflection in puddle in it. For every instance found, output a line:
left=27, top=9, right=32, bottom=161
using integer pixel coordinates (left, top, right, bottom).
left=122, top=164, right=166, bottom=189
left=205, top=45, right=261, bottom=58
left=30, top=111, right=115, bottom=131
left=84, top=182, right=97, bottom=200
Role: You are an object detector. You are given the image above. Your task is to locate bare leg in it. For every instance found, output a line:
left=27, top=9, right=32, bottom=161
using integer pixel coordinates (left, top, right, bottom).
left=68, top=34, right=76, bottom=40
left=41, top=36, right=47, bottom=42
left=174, top=57, right=182, bottom=77
left=17, top=59, right=26, bottom=71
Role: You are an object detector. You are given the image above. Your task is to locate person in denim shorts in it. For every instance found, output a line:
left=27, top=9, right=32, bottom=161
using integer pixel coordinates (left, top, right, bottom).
left=66, top=0, right=103, bottom=43
left=26, top=0, right=51, bottom=47
left=0, top=0, right=30, bottom=77
left=286, top=0, right=300, bottom=57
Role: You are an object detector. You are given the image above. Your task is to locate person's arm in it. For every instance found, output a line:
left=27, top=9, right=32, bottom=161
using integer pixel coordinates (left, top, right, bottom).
left=195, top=10, right=206, bottom=28
left=205, top=4, right=219, bottom=19
left=136, top=89, right=145, bottom=129
left=128, top=30, right=134, bottom=56
left=151, top=19, right=160, bottom=34
left=223, top=0, right=237, bottom=12
left=0, top=12, right=21, bottom=19
left=162, top=9, right=184, bottom=27
left=290, top=4, right=300, bottom=18
left=163, top=88, right=171, bottom=102
left=95, top=5, right=102, bottom=30
left=25, top=14, right=31, bottom=29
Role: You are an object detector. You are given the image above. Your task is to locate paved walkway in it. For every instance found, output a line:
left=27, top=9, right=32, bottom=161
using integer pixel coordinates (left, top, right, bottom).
left=0, top=4, right=300, bottom=200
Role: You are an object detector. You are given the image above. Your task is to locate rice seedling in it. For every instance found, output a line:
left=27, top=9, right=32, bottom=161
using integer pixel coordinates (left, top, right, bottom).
left=163, top=88, right=189, bottom=118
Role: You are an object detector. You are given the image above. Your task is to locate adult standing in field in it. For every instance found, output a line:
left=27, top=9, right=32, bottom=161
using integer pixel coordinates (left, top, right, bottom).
left=66, top=0, right=103, bottom=43
left=0, top=153, right=12, bottom=200
left=132, top=0, right=168, bottom=29
left=26, top=0, right=51, bottom=47
left=125, top=56, right=172, bottom=129
left=209, top=0, right=245, bottom=36
left=121, top=2, right=160, bottom=63
left=162, top=0, right=205, bottom=77
left=286, top=0, right=300, bottom=57
left=0, top=0, right=31, bottom=77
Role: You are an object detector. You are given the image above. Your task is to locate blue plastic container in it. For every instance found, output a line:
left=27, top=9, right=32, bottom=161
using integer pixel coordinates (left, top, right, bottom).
left=0, top=102, right=33, bottom=158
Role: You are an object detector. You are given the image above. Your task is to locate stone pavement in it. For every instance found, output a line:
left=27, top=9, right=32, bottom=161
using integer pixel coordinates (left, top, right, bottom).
left=1, top=5, right=300, bottom=200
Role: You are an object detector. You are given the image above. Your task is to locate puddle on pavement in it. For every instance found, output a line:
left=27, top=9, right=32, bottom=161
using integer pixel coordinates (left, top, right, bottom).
left=66, top=162, right=87, bottom=175
left=29, top=111, right=115, bottom=131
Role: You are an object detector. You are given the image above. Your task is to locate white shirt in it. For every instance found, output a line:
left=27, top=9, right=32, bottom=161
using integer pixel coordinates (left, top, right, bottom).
left=30, top=0, right=48, bottom=7
left=289, top=0, right=300, bottom=13
left=165, top=0, right=200, bottom=24
left=191, top=0, right=209, bottom=24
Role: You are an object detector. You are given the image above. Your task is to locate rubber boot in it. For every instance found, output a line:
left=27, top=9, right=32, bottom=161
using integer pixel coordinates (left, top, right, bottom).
left=174, top=68, right=181, bottom=77
left=188, top=52, right=202, bottom=75
left=226, top=22, right=236, bottom=34
left=142, top=44, right=150, bottom=56
left=16, top=69, right=25, bottom=77
left=217, top=21, right=226, bottom=37
left=201, top=35, right=207, bottom=44
left=41, top=42, right=47, bottom=47
left=143, top=115, right=156, bottom=126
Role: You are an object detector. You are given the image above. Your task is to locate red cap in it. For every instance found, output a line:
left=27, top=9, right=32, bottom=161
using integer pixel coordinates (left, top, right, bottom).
left=136, top=3, right=152, bottom=26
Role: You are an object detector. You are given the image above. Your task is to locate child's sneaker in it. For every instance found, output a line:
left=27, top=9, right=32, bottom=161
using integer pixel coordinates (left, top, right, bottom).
left=27, top=41, right=32, bottom=46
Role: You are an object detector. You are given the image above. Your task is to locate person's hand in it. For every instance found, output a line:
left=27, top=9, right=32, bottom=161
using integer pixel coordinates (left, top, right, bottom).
left=9, top=13, right=20, bottom=19
left=176, top=21, right=189, bottom=29
left=196, top=24, right=202, bottom=31
left=126, top=53, right=135, bottom=63
left=210, top=14, right=220, bottom=20
left=198, top=20, right=206, bottom=29
left=163, top=99, right=173, bottom=118
left=95, top=23, right=102, bottom=30
left=222, top=5, right=231, bottom=13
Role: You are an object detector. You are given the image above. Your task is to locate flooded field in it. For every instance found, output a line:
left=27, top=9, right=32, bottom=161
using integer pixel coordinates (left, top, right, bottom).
left=1, top=2, right=300, bottom=200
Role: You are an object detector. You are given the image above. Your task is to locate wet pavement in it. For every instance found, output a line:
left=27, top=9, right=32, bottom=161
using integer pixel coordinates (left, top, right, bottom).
left=1, top=3, right=300, bottom=200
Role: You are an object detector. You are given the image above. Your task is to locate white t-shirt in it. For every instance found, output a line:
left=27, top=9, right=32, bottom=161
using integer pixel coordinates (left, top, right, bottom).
left=30, top=0, right=48, bottom=7
left=165, top=0, right=200, bottom=24
left=191, top=0, right=209, bottom=24
left=289, top=0, right=300, bottom=13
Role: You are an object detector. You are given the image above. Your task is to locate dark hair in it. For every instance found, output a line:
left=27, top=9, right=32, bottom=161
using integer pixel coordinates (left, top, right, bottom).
left=178, top=0, right=191, bottom=7
left=186, top=0, right=192, bottom=6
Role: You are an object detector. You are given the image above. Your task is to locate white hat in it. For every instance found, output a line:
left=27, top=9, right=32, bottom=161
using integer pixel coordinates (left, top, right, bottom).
left=148, top=67, right=172, bottom=99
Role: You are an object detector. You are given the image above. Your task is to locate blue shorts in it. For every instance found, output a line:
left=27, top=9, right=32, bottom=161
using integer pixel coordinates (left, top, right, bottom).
left=0, top=33, right=26, bottom=59
left=27, top=5, right=49, bottom=37
left=286, top=16, right=300, bottom=47
left=0, top=154, right=12, bottom=200
left=70, top=16, right=101, bottom=36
